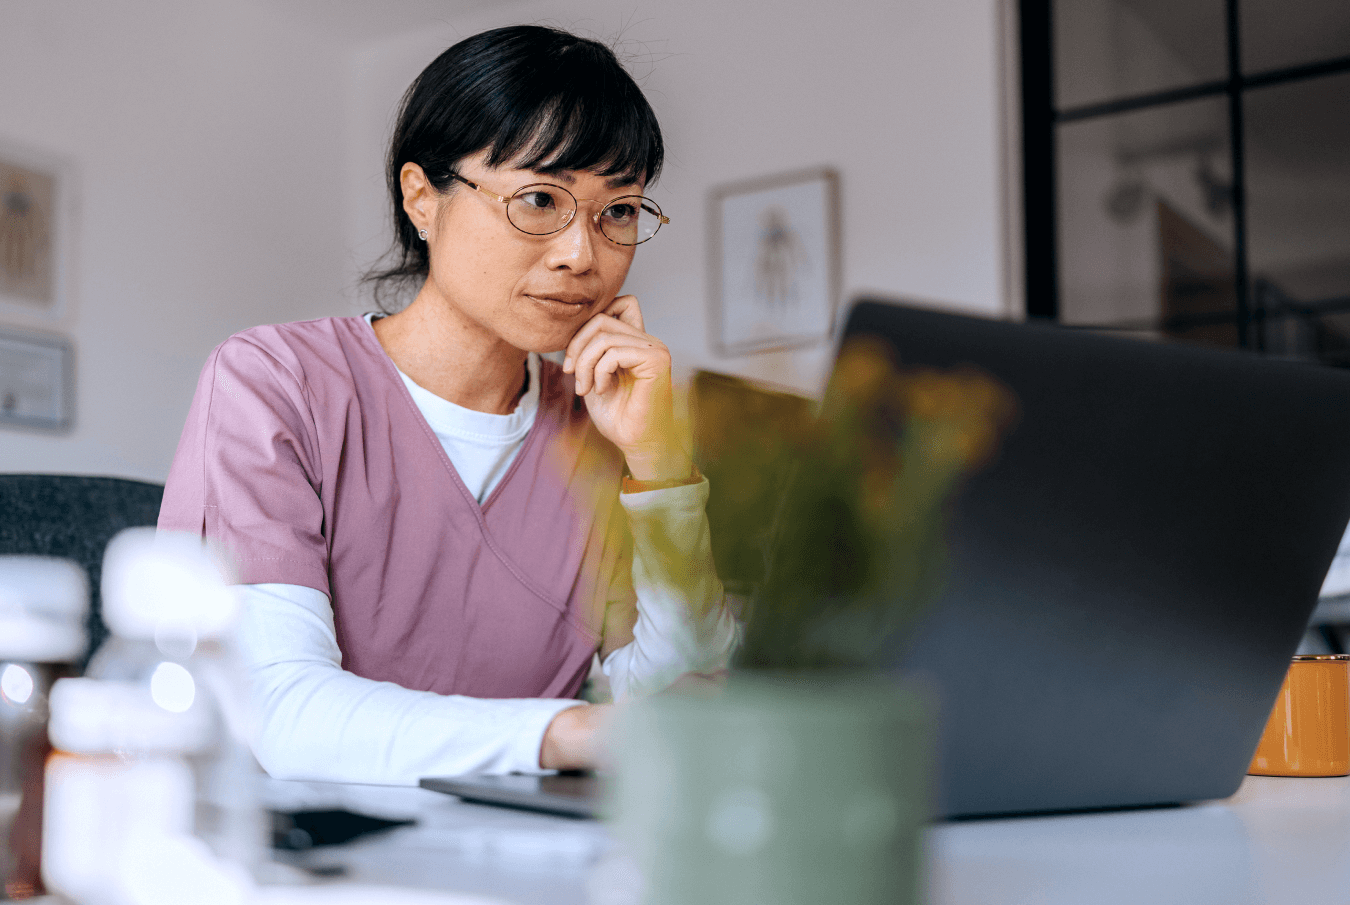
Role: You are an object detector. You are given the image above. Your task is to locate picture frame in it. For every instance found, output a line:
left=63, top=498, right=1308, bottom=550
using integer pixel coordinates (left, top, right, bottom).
left=0, top=326, right=74, bottom=431
left=0, top=140, right=74, bottom=320
left=709, top=167, right=840, bottom=356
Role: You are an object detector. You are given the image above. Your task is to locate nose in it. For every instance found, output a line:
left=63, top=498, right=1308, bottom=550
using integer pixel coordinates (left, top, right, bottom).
left=543, top=204, right=602, bottom=273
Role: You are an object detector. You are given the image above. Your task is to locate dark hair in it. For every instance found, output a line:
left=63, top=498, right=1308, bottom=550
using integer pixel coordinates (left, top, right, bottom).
left=362, top=25, right=665, bottom=310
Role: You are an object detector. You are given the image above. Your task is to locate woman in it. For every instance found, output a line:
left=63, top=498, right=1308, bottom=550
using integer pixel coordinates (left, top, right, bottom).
left=158, top=25, right=738, bottom=784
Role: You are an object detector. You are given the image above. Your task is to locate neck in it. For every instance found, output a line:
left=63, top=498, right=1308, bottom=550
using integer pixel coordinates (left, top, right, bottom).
left=372, top=288, right=529, bottom=414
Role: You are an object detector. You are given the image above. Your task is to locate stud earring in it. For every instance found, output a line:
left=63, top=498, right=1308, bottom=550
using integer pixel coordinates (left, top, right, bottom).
left=418, top=228, right=428, bottom=241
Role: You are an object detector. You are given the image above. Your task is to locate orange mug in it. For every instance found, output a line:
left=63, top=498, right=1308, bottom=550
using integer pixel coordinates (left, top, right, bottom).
left=1248, top=655, right=1350, bottom=777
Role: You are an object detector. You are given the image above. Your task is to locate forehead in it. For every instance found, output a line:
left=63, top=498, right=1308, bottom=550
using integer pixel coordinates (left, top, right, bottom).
left=541, top=169, right=642, bottom=192
left=469, top=150, right=643, bottom=192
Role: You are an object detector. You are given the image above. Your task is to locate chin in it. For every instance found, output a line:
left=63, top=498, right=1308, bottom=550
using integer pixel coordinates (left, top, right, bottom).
left=516, top=310, right=600, bottom=355
left=510, top=328, right=575, bottom=357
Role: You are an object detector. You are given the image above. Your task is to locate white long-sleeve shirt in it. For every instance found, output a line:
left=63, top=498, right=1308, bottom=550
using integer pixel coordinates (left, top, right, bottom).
left=237, top=348, right=739, bottom=785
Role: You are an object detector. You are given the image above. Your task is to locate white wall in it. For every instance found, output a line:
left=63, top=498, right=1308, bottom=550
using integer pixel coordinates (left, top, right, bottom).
left=345, top=0, right=1010, bottom=397
left=0, top=1, right=350, bottom=482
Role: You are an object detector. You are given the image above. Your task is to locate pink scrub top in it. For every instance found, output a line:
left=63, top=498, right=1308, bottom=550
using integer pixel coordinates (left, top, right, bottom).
left=158, top=317, right=633, bottom=700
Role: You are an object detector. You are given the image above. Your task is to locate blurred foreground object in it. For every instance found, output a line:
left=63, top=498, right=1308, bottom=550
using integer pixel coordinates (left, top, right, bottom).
left=613, top=674, right=929, bottom=905
left=616, top=345, right=1013, bottom=904
left=726, top=339, right=1016, bottom=669
left=691, top=371, right=814, bottom=598
left=42, top=529, right=264, bottom=904
left=0, top=556, right=87, bottom=899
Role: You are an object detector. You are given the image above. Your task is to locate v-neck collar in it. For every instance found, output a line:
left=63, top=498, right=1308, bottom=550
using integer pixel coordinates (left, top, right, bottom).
left=353, top=315, right=581, bottom=624
left=357, top=315, right=531, bottom=514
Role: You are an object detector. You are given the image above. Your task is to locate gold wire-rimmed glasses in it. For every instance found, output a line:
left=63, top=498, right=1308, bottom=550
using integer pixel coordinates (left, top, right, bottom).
left=448, top=172, right=669, bottom=246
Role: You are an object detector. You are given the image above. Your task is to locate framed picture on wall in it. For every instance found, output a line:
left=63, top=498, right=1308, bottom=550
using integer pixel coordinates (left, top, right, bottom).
left=0, top=140, right=73, bottom=320
left=709, top=167, right=840, bottom=356
left=0, top=326, right=74, bottom=431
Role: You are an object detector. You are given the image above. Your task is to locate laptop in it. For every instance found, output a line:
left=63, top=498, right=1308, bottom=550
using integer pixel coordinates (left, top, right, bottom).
left=425, top=297, right=1350, bottom=820
left=847, top=298, right=1350, bottom=816
left=419, top=772, right=598, bottom=819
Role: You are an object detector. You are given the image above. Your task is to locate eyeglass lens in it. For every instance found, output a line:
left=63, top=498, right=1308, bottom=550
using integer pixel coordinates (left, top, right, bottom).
left=505, top=185, right=663, bottom=245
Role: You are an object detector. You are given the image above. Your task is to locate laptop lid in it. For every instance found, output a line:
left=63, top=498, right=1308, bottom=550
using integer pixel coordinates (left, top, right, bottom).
left=841, top=298, right=1350, bottom=817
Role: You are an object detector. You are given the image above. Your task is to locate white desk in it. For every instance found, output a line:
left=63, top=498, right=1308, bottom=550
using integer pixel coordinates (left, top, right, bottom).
left=262, top=778, right=605, bottom=905
left=929, top=775, right=1350, bottom=905
left=262, top=774, right=1350, bottom=905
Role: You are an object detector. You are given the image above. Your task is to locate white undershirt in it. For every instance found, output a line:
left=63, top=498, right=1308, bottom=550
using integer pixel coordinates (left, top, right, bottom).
left=237, top=327, right=739, bottom=785
left=397, top=351, right=541, bottom=503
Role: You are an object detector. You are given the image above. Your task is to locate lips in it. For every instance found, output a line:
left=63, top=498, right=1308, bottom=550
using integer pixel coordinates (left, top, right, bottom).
left=528, top=293, right=593, bottom=307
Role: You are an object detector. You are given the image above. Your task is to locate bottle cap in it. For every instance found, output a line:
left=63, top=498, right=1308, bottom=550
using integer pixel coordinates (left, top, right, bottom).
left=48, top=677, right=213, bottom=754
left=0, top=556, right=89, bottom=662
left=101, top=529, right=240, bottom=642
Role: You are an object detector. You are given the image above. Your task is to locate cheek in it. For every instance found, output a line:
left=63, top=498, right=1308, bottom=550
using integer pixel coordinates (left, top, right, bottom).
left=428, top=198, right=534, bottom=288
left=433, top=231, right=535, bottom=295
left=602, top=247, right=638, bottom=290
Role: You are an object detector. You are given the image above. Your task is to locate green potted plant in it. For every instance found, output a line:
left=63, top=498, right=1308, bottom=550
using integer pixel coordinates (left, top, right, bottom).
left=613, top=339, right=1015, bottom=905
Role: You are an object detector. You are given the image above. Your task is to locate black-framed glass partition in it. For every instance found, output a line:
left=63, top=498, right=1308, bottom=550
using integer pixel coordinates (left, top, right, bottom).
left=1022, top=0, right=1350, bottom=364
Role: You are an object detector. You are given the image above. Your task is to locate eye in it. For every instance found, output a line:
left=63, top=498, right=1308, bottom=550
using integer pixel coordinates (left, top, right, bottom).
left=603, top=202, right=639, bottom=224
left=516, top=189, right=559, bottom=212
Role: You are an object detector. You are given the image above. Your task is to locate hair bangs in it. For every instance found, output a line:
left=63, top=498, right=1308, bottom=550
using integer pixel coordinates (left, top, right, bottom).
left=483, top=59, right=662, bottom=188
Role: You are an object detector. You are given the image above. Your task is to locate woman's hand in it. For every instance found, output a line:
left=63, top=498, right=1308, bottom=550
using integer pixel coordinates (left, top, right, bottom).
left=563, top=295, right=692, bottom=482
left=540, top=704, right=611, bottom=770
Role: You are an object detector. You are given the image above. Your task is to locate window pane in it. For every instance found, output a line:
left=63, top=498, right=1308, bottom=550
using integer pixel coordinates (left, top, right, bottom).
left=1055, top=0, right=1226, bottom=111
left=1245, top=72, right=1350, bottom=363
left=1057, top=96, right=1237, bottom=347
left=1241, top=0, right=1350, bottom=75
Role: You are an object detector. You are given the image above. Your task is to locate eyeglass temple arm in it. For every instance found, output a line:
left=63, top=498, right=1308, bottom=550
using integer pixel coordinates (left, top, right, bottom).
left=447, top=171, right=510, bottom=204
left=640, top=202, right=670, bottom=225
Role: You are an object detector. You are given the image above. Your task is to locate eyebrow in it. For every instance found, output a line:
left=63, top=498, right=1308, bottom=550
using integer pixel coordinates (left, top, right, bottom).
left=535, top=168, right=641, bottom=192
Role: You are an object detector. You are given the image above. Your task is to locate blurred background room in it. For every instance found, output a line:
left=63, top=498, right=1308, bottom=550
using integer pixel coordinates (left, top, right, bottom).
left=2, top=0, right=1347, bottom=487
left=0, top=0, right=1014, bottom=484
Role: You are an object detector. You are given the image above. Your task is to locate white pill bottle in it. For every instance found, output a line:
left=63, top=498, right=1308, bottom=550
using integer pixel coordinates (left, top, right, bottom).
left=0, top=556, right=87, bottom=900
left=43, top=529, right=262, bottom=905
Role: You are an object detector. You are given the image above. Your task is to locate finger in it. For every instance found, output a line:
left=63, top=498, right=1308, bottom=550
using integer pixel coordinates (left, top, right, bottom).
left=576, top=333, right=665, bottom=396
left=603, top=294, right=645, bottom=333
left=569, top=322, right=658, bottom=394
left=573, top=332, right=634, bottom=396
left=590, top=345, right=655, bottom=396
left=563, top=310, right=647, bottom=374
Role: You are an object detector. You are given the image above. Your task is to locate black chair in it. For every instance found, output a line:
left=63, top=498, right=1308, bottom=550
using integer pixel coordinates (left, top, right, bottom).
left=0, top=474, right=164, bottom=666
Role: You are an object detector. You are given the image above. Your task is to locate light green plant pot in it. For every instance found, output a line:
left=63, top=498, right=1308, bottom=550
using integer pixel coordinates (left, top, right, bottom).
left=610, top=673, right=931, bottom=905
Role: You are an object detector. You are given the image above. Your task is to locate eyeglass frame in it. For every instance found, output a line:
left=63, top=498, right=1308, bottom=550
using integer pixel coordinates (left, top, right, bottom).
left=445, top=171, right=670, bottom=246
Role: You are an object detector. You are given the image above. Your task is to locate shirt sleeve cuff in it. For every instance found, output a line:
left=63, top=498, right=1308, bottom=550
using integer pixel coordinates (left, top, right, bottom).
left=618, top=475, right=710, bottom=516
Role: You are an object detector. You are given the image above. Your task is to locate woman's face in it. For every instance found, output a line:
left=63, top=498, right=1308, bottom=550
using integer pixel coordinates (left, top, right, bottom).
left=404, top=150, right=641, bottom=355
